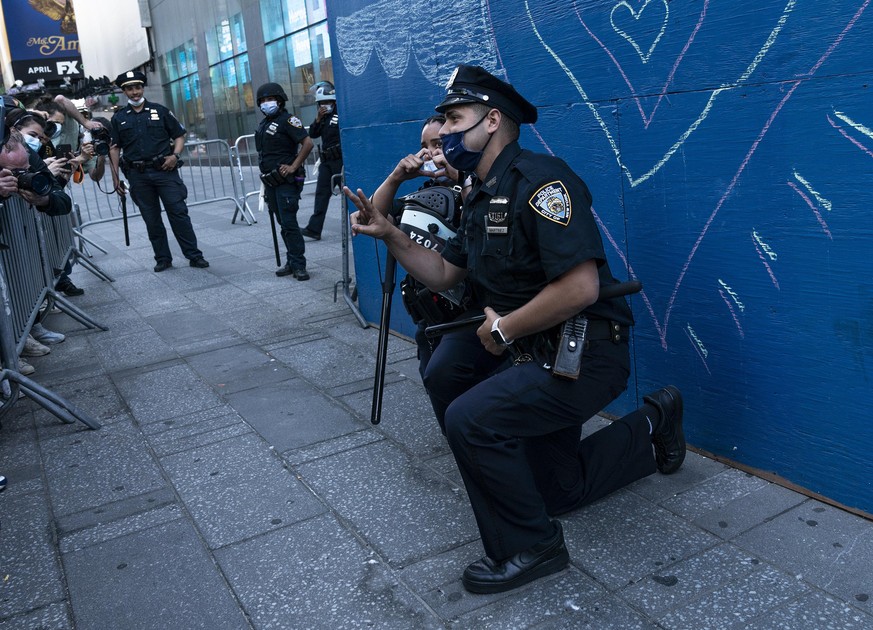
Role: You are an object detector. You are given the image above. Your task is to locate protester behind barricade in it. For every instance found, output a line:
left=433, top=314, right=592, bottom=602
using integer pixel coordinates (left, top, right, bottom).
left=255, top=81, right=314, bottom=280
left=346, top=64, right=687, bottom=595
left=110, top=70, right=209, bottom=273
left=77, top=116, right=110, bottom=183
left=302, top=84, right=341, bottom=241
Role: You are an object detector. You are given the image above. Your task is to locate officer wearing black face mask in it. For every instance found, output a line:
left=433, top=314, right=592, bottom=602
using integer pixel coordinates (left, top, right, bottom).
left=109, top=70, right=209, bottom=272
left=346, top=64, right=685, bottom=595
left=254, top=82, right=314, bottom=279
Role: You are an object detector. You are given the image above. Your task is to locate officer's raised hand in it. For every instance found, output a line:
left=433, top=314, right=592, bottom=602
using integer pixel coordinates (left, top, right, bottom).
left=345, top=187, right=396, bottom=240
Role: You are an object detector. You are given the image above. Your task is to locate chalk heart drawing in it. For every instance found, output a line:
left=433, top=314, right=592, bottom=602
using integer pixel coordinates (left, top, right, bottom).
left=609, top=0, right=669, bottom=64
left=335, top=0, right=499, bottom=87
left=528, top=0, right=798, bottom=187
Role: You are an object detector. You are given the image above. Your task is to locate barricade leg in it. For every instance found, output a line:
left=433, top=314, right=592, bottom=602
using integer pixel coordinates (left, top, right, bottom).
left=47, top=291, right=109, bottom=331
left=1, top=369, right=101, bottom=429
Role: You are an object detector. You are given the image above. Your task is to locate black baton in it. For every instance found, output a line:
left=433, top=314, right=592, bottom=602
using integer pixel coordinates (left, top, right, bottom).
left=267, top=208, right=281, bottom=267
left=120, top=192, right=130, bottom=247
left=424, top=280, right=643, bottom=339
left=370, top=251, right=397, bottom=425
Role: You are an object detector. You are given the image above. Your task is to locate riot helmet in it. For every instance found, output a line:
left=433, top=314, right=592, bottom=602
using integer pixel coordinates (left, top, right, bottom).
left=314, top=85, right=336, bottom=103
left=256, top=82, right=288, bottom=105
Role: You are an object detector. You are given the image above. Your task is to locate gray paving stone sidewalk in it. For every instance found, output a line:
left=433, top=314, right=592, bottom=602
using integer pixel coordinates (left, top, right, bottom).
left=1, top=188, right=872, bottom=629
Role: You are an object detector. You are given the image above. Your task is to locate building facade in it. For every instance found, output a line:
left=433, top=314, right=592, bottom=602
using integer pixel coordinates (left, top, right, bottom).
left=147, top=0, right=332, bottom=144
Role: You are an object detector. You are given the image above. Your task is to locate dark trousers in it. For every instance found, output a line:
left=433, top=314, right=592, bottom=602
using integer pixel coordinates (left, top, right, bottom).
left=423, top=330, right=657, bottom=562
left=305, top=158, right=342, bottom=235
left=127, top=168, right=202, bottom=263
left=264, top=180, right=306, bottom=270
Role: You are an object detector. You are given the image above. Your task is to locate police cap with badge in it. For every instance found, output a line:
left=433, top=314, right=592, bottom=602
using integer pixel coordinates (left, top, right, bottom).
left=436, top=65, right=537, bottom=124
left=115, top=70, right=147, bottom=89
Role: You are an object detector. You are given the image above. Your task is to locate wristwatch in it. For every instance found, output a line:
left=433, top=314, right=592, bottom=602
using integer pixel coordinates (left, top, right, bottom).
left=490, top=317, right=513, bottom=346
left=173, top=152, right=182, bottom=159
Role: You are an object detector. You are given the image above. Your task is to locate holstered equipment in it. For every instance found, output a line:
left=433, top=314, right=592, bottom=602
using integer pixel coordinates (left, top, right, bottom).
left=320, top=144, right=342, bottom=161
left=259, top=169, right=286, bottom=187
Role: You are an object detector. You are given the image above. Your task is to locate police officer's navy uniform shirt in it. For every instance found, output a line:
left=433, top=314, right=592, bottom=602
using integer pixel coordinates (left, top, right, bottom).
left=441, top=141, right=633, bottom=326
left=110, top=100, right=185, bottom=162
left=308, top=109, right=341, bottom=151
left=255, top=108, right=309, bottom=174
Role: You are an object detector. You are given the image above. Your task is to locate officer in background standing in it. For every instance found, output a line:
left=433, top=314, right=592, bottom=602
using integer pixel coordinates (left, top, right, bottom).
left=255, top=82, right=314, bottom=280
left=109, top=70, right=209, bottom=272
left=346, top=65, right=685, bottom=594
left=301, top=84, right=341, bottom=241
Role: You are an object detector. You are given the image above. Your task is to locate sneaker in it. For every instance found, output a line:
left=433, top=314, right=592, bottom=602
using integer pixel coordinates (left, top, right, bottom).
left=301, top=228, right=321, bottom=241
left=292, top=268, right=310, bottom=281
left=22, top=335, right=51, bottom=357
left=56, top=279, right=84, bottom=296
left=31, top=322, right=65, bottom=344
left=189, top=257, right=210, bottom=268
left=18, top=357, right=35, bottom=375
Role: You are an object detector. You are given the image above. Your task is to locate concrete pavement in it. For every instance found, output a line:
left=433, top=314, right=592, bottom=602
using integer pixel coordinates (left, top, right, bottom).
left=1, top=187, right=872, bottom=629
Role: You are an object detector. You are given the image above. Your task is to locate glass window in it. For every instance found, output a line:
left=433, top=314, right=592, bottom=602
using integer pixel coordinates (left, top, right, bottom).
left=309, top=22, right=332, bottom=86
left=232, top=13, right=247, bottom=54
left=290, top=30, right=314, bottom=100
left=218, top=20, right=234, bottom=61
left=306, top=0, right=326, bottom=24
left=265, top=40, right=291, bottom=90
left=283, top=0, right=307, bottom=33
left=260, top=0, right=285, bottom=42
left=205, top=25, right=219, bottom=66
left=186, top=39, right=198, bottom=73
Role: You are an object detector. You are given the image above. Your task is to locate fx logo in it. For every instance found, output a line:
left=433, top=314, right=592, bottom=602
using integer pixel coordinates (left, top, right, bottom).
left=56, top=61, right=79, bottom=75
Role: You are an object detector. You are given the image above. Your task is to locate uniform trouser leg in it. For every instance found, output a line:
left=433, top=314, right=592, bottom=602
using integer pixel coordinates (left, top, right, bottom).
left=306, top=159, right=341, bottom=235
left=267, top=182, right=306, bottom=269
left=435, top=337, right=655, bottom=561
left=422, top=330, right=507, bottom=433
left=154, top=170, right=203, bottom=260
left=127, top=172, right=172, bottom=262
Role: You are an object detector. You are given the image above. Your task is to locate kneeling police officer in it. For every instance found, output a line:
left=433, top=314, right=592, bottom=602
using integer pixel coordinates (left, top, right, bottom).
left=255, top=82, right=314, bottom=280
left=110, top=70, right=209, bottom=272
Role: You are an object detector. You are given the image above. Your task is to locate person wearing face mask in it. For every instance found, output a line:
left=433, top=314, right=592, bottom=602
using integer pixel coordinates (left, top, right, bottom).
left=109, top=70, right=209, bottom=273
left=301, top=84, right=342, bottom=241
left=254, top=82, right=314, bottom=279
left=346, top=64, right=685, bottom=594
left=366, top=114, right=468, bottom=377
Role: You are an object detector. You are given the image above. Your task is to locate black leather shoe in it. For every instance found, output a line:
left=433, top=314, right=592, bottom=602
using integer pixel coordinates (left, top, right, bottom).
left=301, top=228, right=321, bottom=241
left=153, top=261, right=173, bottom=272
left=276, top=264, right=294, bottom=277
left=56, top=279, right=84, bottom=296
left=189, top=257, right=210, bottom=268
left=292, top=268, right=310, bottom=281
left=462, top=521, right=569, bottom=594
left=644, top=385, right=685, bottom=474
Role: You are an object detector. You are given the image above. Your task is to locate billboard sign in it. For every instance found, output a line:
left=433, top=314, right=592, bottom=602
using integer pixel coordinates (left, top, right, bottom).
left=2, top=0, right=83, bottom=82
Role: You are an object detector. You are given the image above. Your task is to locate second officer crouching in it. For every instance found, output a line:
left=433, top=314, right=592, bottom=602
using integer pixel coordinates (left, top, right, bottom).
left=255, top=82, right=314, bottom=280
left=109, top=70, right=209, bottom=272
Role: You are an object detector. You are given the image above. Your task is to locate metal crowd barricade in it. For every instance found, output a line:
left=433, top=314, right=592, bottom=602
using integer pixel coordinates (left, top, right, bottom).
left=0, top=194, right=101, bottom=428
left=330, top=170, right=367, bottom=328
left=179, top=138, right=256, bottom=225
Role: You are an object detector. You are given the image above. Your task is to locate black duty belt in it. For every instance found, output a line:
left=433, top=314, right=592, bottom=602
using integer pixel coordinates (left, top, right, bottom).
left=586, top=319, right=628, bottom=344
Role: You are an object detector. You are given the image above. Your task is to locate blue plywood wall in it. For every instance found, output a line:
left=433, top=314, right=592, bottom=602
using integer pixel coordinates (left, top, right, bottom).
left=328, top=0, right=873, bottom=514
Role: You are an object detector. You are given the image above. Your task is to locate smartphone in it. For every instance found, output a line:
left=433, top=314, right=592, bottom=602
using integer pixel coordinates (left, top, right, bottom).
left=56, top=144, right=72, bottom=159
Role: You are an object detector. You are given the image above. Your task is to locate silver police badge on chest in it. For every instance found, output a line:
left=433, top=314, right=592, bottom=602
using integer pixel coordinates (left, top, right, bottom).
left=529, top=181, right=572, bottom=226
left=486, top=196, right=510, bottom=234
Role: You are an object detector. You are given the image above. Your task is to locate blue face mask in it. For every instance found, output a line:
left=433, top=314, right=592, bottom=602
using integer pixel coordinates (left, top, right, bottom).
left=441, top=114, right=491, bottom=172
left=260, top=101, right=279, bottom=116
left=23, top=135, right=42, bottom=153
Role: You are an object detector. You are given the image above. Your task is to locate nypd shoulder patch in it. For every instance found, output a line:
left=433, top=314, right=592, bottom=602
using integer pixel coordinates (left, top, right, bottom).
left=529, top=181, right=572, bottom=226
left=288, top=116, right=303, bottom=128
